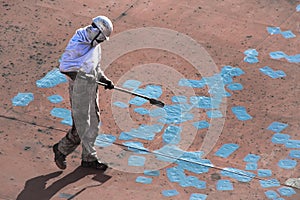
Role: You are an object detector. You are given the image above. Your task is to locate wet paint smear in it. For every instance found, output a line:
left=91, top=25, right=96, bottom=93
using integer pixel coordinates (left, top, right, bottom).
left=285, top=139, right=300, bottom=148
left=278, top=159, right=297, bottom=169
left=128, top=155, right=146, bottom=166
left=47, top=95, right=63, bottom=104
left=36, top=68, right=67, bottom=88
left=12, top=93, right=34, bottom=106
left=281, top=30, right=296, bottom=39
left=162, top=190, right=179, bottom=197
left=50, top=108, right=72, bottom=126
left=289, top=150, right=300, bottom=159
left=231, top=106, right=252, bottom=121
left=214, top=143, right=239, bottom=158
left=264, top=190, right=279, bottom=199
left=259, top=179, right=281, bottom=188
left=158, top=104, right=194, bottom=124
left=243, top=154, right=261, bottom=163
left=162, top=125, right=182, bottom=144
left=269, top=51, right=300, bottom=63
left=267, top=122, right=288, bottom=133
left=257, top=169, right=272, bottom=178
left=277, top=187, right=296, bottom=197
left=136, top=176, right=152, bottom=184
left=176, top=158, right=213, bottom=174
left=267, top=26, right=296, bottom=39
left=271, top=133, right=290, bottom=144
left=129, top=85, right=162, bottom=106
left=269, top=51, right=287, bottom=59
left=216, top=180, right=234, bottom=191
left=190, top=193, right=208, bottom=200
left=94, top=134, right=116, bottom=147
left=244, top=49, right=259, bottom=64
left=267, top=27, right=281, bottom=35
left=221, top=168, right=256, bottom=183
left=154, top=145, right=185, bottom=163
left=260, top=66, right=286, bottom=79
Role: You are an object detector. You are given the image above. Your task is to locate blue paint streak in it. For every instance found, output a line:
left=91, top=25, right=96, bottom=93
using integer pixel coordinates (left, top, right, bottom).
left=134, top=107, right=149, bottom=115
left=144, top=170, right=160, bottom=177
left=47, top=95, right=63, bottom=104
left=50, top=108, right=72, bottom=126
left=271, top=133, right=290, bottom=144
left=260, top=66, right=286, bottom=79
left=285, top=139, right=300, bottom=148
left=264, top=190, right=279, bottom=199
left=267, top=122, right=288, bottom=133
left=216, top=180, right=233, bottom=191
left=180, top=176, right=206, bottom=189
left=172, top=95, right=187, bottom=103
left=267, top=27, right=281, bottom=35
left=227, top=83, right=243, bottom=91
left=278, top=159, right=297, bottom=169
left=190, top=193, right=208, bottom=200
left=245, top=163, right=257, bottom=171
left=128, top=155, right=146, bottom=166
left=281, top=30, right=296, bottom=39
left=259, top=179, right=281, bottom=188
left=269, top=51, right=287, bottom=59
left=36, top=68, right=67, bottom=88
left=277, top=187, right=296, bottom=197
left=123, top=141, right=149, bottom=154
left=257, top=169, right=272, bottom=178
left=162, top=125, right=182, bottom=144
left=221, top=168, right=256, bottom=183
left=193, top=121, right=210, bottom=129
left=178, top=79, right=206, bottom=88
left=166, top=166, right=185, bottom=183
left=162, top=190, right=179, bottom=197
left=95, top=134, right=116, bottom=147
left=154, top=145, right=185, bottom=162
left=289, top=150, right=300, bottom=159
left=136, top=176, right=152, bottom=184
left=243, top=154, right=261, bottom=163
left=12, top=93, right=34, bottom=106
left=231, top=106, right=252, bottom=121
left=214, top=143, right=239, bottom=158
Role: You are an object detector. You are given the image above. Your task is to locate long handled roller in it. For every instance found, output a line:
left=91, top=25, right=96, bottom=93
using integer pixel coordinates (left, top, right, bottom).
left=97, top=81, right=165, bottom=108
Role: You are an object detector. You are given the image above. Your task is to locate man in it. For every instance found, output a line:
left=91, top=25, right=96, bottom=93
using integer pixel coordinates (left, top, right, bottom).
left=53, top=16, right=114, bottom=170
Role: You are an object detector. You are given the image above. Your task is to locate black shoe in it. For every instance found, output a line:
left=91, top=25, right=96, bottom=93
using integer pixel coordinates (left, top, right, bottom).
left=53, top=143, right=66, bottom=170
left=81, top=160, right=108, bottom=171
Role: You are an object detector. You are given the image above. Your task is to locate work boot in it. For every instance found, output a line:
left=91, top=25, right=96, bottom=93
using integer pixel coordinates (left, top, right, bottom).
left=81, top=160, right=108, bottom=171
left=53, top=143, right=67, bottom=170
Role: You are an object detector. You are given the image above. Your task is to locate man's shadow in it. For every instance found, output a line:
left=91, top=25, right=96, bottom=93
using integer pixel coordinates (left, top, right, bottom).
left=16, top=167, right=111, bottom=200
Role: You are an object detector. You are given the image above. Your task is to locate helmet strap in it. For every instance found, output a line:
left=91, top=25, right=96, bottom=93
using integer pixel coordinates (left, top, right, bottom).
left=90, top=23, right=102, bottom=46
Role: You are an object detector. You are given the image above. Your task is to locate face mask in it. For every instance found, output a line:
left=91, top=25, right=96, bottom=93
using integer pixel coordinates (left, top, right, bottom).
left=91, top=23, right=106, bottom=46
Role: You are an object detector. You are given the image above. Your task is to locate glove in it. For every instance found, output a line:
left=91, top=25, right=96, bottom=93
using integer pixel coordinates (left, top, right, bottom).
left=98, top=76, right=114, bottom=90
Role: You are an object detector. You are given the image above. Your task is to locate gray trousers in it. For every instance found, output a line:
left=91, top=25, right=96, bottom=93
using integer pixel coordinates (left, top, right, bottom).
left=58, top=76, right=100, bottom=162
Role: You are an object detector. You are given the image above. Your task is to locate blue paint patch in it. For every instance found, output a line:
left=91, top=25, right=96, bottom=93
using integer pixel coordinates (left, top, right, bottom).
left=281, top=30, right=296, bottom=39
left=135, top=176, right=152, bottom=184
left=176, top=158, right=213, bottom=174
left=257, top=169, right=272, bottom=177
left=190, top=96, right=214, bottom=109
left=206, top=110, right=223, bottom=118
left=122, top=80, right=141, bottom=90
left=221, top=65, right=245, bottom=77
left=271, top=133, right=290, bottom=144
left=245, top=163, right=257, bottom=171
left=113, top=101, right=128, bottom=108
left=134, top=107, right=149, bottom=115
left=166, top=166, right=185, bottom=183
left=162, top=190, right=179, bottom=197
left=128, top=155, right=146, bottom=166
left=267, top=27, right=281, bottom=35
left=162, top=125, right=182, bottom=144
left=193, top=121, right=210, bottom=129
left=180, top=176, right=206, bottom=189
left=285, top=54, right=300, bottom=63
left=244, top=56, right=259, bottom=64
left=144, top=170, right=160, bottom=177
left=216, top=180, right=233, bottom=191
left=36, top=68, right=68, bottom=88
left=244, top=49, right=259, bottom=64
left=12, top=93, right=34, bottom=106
left=50, top=108, right=72, bottom=126
left=214, top=143, right=239, bottom=158
left=267, top=122, right=288, bottom=133
left=94, top=134, right=116, bottom=147
left=129, top=97, right=148, bottom=106
left=244, top=49, right=259, bottom=57
left=154, top=145, right=185, bottom=162
left=289, top=150, right=300, bottom=159
left=260, top=66, right=286, bottom=79
left=47, top=95, right=63, bottom=104
left=278, top=159, right=297, bottom=169
left=172, top=95, right=187, bottom=103
left=221, top=168, right=256, bottom=183
left=285, top=139, right=300, bottom=148
left=180, top=151, right=205, bottom=162
left=264, top=190, right=279, bottom=199
left=119, top=132, right=134, bottom=140
left=231, top=106, right=252, bottom=121
left=121, top=124, right=163, bottom=141
left=269, top=51, right=287, bottom=59
left=297, top=4, right=300, bottom=11
left=227, top=83, right=243, bottom=91
left=149, top=108, right=166, bottom=117
left=277, top=187, right=296, bottom=197
left=243, top=154, right=261, bottom=163
left=123, top=141, right=149, bottom=154
left=178, top=79, right=206, bottom=88
left=190, top=193, right=208, bottom=200
left=158, top=104, right=194, bottom=124
left=259, top=179, right=281, bottom=188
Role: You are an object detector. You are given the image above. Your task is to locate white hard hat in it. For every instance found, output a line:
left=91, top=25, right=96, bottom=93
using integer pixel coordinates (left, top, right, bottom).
left=92, top=16, right=113, bottom=40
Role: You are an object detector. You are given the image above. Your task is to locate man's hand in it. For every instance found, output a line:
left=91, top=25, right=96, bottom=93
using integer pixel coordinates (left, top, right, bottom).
left=98, top=76, right=114, bottom=90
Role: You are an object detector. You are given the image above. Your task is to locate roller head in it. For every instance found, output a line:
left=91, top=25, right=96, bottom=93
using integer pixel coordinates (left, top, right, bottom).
left=149, top=98, right=165, bottom=108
